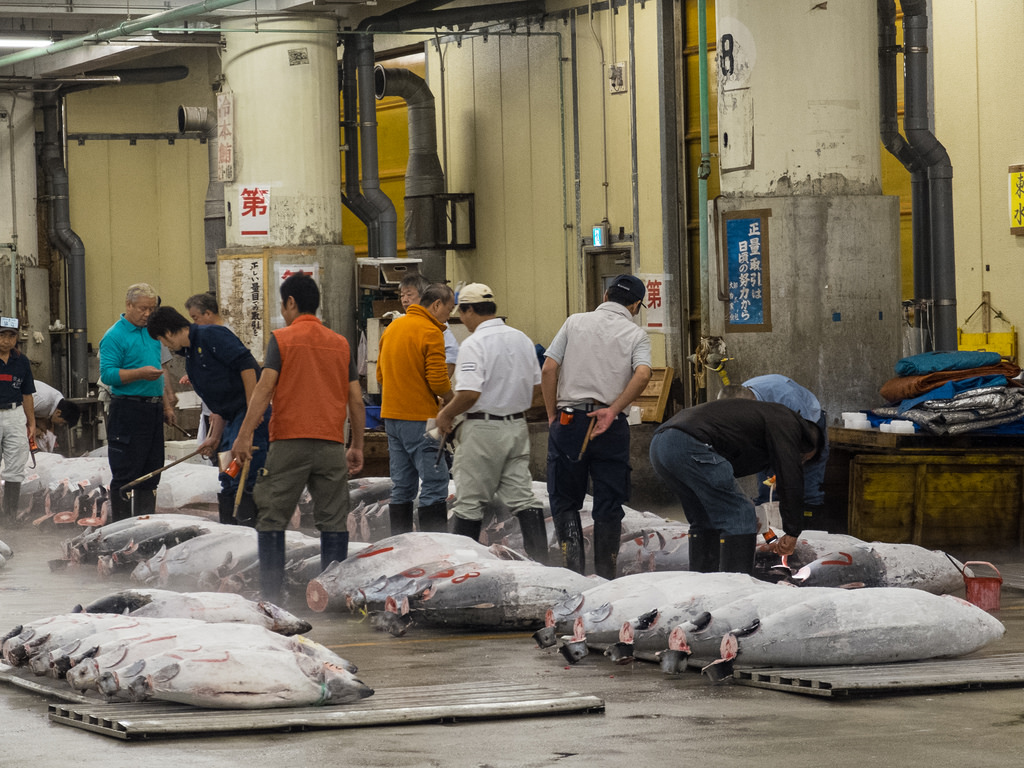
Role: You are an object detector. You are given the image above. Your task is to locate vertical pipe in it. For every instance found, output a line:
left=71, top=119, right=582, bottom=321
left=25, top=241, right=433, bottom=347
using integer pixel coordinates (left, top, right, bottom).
left=697, top=0, right=710, bottom=337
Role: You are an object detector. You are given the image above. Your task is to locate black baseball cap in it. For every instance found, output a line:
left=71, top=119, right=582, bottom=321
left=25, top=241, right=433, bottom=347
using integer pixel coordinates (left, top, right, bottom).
left=610, top=274, right=647, bottom=308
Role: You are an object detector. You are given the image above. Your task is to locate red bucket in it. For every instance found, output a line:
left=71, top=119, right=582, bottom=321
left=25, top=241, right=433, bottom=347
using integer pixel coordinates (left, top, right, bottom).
left=963, top=561, right=1002, bottom=612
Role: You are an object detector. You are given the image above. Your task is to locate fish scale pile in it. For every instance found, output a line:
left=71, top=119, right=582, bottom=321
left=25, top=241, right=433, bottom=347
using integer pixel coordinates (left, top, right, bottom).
left=1, top=589, right=373, bottom=709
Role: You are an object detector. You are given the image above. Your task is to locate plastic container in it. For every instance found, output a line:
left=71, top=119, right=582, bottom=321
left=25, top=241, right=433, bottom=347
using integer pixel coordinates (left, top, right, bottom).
left=841, top=411, right=868, bottom=422
left=844, top=419, right=871, bottom=430
left=365, top=406, right=383, bottom=430
left=963, top=561, right=1002, bottom=612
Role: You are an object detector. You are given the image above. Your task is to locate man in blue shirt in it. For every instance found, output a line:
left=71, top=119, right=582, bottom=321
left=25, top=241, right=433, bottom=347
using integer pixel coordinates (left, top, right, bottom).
left=0, top=317, right=36, bottom=524
left=99, top=284, right=173, bottom=522
left=148, top=306, right=269, bottom=526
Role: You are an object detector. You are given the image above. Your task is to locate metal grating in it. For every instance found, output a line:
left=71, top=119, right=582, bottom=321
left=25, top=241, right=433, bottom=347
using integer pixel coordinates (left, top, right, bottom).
left=731, top=653, right=1024, bottom=697
left=45, top=681, right=605, bottom=740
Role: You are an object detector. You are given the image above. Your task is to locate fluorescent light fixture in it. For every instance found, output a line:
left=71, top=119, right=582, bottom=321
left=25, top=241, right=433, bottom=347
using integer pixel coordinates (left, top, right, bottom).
left=0, top=38, right=52, bottom=49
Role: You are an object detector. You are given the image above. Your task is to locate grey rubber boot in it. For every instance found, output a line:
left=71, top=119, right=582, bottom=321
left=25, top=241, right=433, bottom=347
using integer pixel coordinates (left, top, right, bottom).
left=593, top=520, right=622, bottom=580
left=1, top=481, right=20, bottom=524
left=514, top=507, right=548, bottom=564
left=687, top=528, right=720, bottom=573
left=389, top=502, right=414, bottom=535
left=258, top=530, right=286, bottom=603
left=417, top=500, right=449, bottom=532
left=320, top=530, right=349, bottom=572
left=452, top=515, right=482, bottom=542
left=556, top=510, right=585, bottom=575
left=719, top=533, right=757, bottom=574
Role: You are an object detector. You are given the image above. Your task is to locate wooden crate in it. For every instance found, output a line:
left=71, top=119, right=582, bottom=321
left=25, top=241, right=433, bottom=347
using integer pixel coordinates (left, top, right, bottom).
left=632, top=366, right=674, bottom=423
left=849, top=453, right=1024, bottom=549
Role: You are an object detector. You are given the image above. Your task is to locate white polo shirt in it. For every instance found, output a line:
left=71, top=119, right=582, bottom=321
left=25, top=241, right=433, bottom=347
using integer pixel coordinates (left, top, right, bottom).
left=455, top=319, right=540, bottom=416
left=545, top=301, right=652, bottom=411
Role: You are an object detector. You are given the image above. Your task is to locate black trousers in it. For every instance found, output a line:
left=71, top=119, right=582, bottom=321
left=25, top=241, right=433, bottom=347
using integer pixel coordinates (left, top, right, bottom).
left=107, top=398, right=165, bottom=498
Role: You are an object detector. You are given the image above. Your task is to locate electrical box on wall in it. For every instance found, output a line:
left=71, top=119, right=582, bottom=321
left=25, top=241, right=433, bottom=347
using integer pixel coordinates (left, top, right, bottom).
left=609, top=62, right=628, bottom=94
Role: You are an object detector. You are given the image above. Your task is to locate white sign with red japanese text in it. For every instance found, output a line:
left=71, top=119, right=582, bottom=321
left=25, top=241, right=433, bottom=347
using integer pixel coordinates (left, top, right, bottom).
left=238, top=185, right=271, bottom=237
left=271, top=263, right=321, bottom=329
left=637, top=273, right=669, bottom=330
left=216, top=92, right=234, bottom=182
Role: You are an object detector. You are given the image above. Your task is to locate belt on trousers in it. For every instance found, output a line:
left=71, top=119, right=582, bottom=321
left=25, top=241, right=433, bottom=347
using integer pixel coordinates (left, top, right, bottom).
left=112, top=395, right=163, bottom=404
left=0, top=402, right=21, bottom=410
left=560, top=402, right=608, bottom=413
left=465, top=412, right=525, bottom=421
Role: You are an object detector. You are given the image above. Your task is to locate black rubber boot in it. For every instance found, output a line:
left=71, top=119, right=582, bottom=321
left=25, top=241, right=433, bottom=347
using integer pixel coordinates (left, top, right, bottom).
left=320, top=530, right=349, bottom=572
left=109, top=491, right=132, bottom=524
left=593, top=520, right=622, bottom=580
left=217, top=491, right=236, bottom=525
left=134, top=489, right=157, bottom=517
left=235, top=491, right=258, bottom=528
left=258, top=530, right=286, bottom=603
left=556, top=510, right=585, bottom=575
left=719, top=533, right=757, bottom=574
left=514, top=507, right=548, bottom=564
left=452, top=515, right=482, bottom=542
left=417, top=500, right=449, bottom=532
left=1, top=481, right=21, bottom=524
left=389, top=502, right=414, bottom=536
left=688, top=528, right=720, bottom=573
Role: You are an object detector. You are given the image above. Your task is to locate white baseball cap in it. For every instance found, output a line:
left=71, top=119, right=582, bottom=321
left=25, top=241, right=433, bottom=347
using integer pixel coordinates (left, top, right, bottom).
left=0, top=317, right=18, bottom=332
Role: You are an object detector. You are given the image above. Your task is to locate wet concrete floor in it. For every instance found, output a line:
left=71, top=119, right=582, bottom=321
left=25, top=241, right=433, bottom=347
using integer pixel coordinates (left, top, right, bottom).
left=1, top=522, right=1023, bottom=768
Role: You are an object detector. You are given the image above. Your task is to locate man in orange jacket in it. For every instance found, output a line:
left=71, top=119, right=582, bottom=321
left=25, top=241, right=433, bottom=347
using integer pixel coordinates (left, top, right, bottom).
left=233, top=273, right=364, bottom=602
left=376, top=283, right=454, bottom=534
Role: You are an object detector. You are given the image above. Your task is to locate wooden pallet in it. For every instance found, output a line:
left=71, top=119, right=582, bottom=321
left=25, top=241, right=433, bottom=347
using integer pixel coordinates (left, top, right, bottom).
left=731, top=653, right=1024, bottom=698
left=632, top=366, right=674, bottom=423
left=43, top=680, right=604, bottom=740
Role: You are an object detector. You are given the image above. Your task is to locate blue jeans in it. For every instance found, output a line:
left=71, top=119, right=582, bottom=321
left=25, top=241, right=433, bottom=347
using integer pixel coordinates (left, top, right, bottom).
left=649, top=428, right=756, bottom=536
left=218, top=406, right=270, bottom=495
left=384, top=418, right=449, bottom=505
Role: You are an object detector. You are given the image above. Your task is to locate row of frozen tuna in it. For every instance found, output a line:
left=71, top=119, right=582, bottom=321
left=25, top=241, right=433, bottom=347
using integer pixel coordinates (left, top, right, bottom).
left=534, top=570, right=1005, bottom=672
left=0, top=589, right=373, bottom=709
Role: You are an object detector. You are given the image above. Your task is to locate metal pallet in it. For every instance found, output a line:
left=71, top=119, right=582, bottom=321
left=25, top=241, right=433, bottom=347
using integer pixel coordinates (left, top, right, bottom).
left=45, top=680, right=605, bottom=740
left=731, top=653, right=1024, bottom=697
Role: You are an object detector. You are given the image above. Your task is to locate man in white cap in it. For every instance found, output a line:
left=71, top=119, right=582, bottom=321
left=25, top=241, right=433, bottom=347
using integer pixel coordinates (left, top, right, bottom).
left=0, top=317, right=35, bottom=523
left=436, top=284, right=547, bottom=562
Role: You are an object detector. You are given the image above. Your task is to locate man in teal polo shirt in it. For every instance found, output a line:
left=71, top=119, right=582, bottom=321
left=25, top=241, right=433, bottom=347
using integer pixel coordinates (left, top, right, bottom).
left=99, top=283, right=174, bottom=522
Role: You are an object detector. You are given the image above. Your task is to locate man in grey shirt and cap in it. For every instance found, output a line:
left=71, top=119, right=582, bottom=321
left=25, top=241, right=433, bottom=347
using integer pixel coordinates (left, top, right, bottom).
left=542, top=275, right=652, bottom=578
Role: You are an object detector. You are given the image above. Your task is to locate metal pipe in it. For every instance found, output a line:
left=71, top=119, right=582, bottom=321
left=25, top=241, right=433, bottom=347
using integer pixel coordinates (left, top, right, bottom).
left=697, top=0, right=711, bottom=339
left=177, top=105, right=225, bottom=292
left=877, top=0, right=931, bottom=336
left=339, top=49, right=377, bottom=250
left=39, top=91, right=88, bottom=398
left=362, top=2, right=545, bottom=33
left=375, top=66, right=445, bottom=280
left=355, top=34, right=398, bottom=260
left=0, top=0, right=254, bottom=71
left=4, top=95, right=17, bottom=318
left=902, top=0, right=957, bottom=351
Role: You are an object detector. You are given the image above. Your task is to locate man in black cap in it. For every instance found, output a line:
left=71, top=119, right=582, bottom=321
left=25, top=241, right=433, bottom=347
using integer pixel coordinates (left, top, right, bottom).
left=542, top=274, right=652, bottom=578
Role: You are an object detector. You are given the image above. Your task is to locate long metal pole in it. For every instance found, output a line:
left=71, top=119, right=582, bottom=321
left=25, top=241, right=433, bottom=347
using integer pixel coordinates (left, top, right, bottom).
left=0, top=0, right=254, bottom=70
left=698, top=0, right=711, bottom=337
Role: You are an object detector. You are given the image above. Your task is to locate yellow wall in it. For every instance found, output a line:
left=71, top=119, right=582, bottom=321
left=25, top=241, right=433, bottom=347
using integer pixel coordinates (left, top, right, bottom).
left=66, top=48, right=217, bottom=346
left=934, top=0, right=1024, bottom=335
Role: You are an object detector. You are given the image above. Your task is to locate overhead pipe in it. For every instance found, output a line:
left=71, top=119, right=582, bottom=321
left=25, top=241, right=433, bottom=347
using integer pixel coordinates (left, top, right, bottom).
left=39, top=91, right=88, bottom=399
left=877, top=0, right=931, bottom=336
left=901, top=0, right=957, bottom=351
left=361, top=2, right=546, bottom=33
left=177, top=105, right=225, bottom=292
left=374, top=66, right=446, bottom=280
left=0, top=0, right=254, bottom=71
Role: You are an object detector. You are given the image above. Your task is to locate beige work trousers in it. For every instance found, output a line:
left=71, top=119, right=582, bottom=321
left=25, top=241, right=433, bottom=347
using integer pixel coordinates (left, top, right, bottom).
left=451, top=417, right=537, bottom=521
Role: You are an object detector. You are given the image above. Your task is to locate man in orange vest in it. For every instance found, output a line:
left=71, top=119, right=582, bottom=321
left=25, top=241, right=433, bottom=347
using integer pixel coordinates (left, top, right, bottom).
left=233, top=273, right=365, bottom=602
